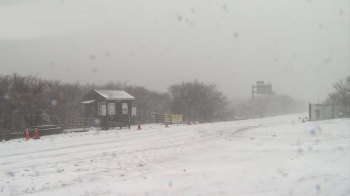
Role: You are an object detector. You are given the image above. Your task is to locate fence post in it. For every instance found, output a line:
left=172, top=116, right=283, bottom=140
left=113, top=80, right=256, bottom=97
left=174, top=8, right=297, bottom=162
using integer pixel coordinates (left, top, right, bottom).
left=309, top=103, right=311, bottom=120
left=83, top=117, right=85, bottom=130
left=170, top=114, right=173, bottom=125
left=156, top=114, right=158, bottom=124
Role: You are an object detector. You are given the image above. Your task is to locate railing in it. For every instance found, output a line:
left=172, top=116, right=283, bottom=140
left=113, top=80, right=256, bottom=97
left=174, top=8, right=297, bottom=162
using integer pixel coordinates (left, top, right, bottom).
left=129, top=114, right=200, bottom=125
left=58, top=114, right=202, bottom=129
left=0, top=113, right=233, bottom=140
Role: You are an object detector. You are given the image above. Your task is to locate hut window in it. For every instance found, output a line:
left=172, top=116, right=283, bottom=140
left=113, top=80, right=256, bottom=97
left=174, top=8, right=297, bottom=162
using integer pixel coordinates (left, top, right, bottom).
left=108, top=103, right=115, bottom=115
left=101, top=105, right=106, bottom=116
left=98, top=103, right=101, bottom=115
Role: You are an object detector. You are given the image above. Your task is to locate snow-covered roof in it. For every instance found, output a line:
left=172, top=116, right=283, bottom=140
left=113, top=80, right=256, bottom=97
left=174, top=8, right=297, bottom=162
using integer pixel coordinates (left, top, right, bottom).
left=94, top=90, right=135, bottom=101
left=81, top=100, right=95, bottom=104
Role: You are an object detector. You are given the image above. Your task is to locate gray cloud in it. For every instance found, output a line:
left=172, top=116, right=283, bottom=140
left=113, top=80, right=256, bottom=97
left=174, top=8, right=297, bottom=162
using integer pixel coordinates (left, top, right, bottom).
left=0, top=0, right=349, bottom=102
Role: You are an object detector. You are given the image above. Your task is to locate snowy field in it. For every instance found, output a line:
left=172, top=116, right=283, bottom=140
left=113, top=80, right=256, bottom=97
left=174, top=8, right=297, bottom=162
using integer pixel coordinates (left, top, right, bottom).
left=0, top=114, right=349, bottom=196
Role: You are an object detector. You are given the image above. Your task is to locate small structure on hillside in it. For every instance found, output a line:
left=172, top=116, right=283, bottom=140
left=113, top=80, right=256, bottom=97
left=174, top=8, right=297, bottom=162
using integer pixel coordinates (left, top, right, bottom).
left=81, top=89, right=135, bottom=129
left=309, top=104, right=340, bottom=121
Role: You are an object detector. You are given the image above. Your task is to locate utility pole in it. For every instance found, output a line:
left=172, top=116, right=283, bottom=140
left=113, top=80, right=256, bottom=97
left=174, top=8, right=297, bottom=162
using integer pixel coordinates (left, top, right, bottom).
left=252, top=85, right=255, bottom=100
left=251, top=85, right=255, bottom=118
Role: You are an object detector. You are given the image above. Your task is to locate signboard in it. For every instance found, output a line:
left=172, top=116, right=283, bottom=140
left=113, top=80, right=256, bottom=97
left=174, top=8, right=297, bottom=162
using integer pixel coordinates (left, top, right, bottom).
left=122, top=103, right=128, bottom=114
left=108, top=103, right=115, bottom=115
left=101, top=104, right=106, bottom=116
left=256, top=84, right=272, bottom=94
left=164, top=114, right=183, bottom=124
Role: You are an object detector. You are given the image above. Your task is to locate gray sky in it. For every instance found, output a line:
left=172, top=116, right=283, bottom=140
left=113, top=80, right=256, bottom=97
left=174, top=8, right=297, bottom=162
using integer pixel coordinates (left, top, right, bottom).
left=0, top=0, right=349, bottom=102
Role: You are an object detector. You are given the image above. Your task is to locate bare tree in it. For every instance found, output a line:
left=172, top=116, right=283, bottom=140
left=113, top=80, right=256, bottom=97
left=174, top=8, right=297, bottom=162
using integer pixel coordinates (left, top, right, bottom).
left=0, top=74, right=49, bottom=134
left=124, top=85, right=169, bottom=115
left=168, top=80, right=228, bottom=121
left=326, top=76, right=350, bottom=114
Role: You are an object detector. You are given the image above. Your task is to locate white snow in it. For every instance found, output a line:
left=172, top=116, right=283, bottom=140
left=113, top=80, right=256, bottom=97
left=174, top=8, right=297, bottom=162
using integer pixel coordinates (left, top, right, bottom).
left=0, top=113, right=349, bottom=196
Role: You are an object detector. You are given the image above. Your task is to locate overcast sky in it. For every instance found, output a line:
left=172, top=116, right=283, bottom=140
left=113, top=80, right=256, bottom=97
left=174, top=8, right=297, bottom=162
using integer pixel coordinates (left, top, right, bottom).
left=0, top=0, right=349, bottom=103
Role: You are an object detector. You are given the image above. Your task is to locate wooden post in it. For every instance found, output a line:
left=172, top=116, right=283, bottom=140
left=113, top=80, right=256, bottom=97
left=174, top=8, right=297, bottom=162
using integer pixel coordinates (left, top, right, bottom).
left=309, top=103, right=311, bottom=120
left=106, top=102, right=109, bottom=130
left=119, top=115, right=121, bottom=130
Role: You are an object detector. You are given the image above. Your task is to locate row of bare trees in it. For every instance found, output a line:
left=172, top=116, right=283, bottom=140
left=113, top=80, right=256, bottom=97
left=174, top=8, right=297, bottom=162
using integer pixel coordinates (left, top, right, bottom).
left=1, top=73, right=311, bottom=134
left=0, top=74, right=229, bottom=134
left=0, top=74, right=169, bottom=134
left=0, top=74, right=87, bottom=134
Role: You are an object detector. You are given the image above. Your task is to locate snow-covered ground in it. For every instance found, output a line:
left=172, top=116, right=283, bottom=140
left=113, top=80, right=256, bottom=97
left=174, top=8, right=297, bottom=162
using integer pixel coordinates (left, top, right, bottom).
left=0, top=113, right=349, bottom=196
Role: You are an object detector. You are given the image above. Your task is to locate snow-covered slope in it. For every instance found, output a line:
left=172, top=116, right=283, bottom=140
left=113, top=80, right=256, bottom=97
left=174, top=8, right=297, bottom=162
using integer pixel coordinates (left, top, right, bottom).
left=1, top=114, right=349, bottom=196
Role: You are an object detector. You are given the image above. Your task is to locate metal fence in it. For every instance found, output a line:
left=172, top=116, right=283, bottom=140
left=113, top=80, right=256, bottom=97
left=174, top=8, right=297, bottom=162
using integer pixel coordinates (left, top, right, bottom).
left=0, top=113, right=209, bottom=140
left=61, top=114, right=202, bottom=129
left=309, top=104, right=341, bottom=121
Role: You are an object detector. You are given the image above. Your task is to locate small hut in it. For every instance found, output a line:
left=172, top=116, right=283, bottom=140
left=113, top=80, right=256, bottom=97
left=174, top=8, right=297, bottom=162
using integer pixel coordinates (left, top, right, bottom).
left=81, top=89, right=135, bottom=129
